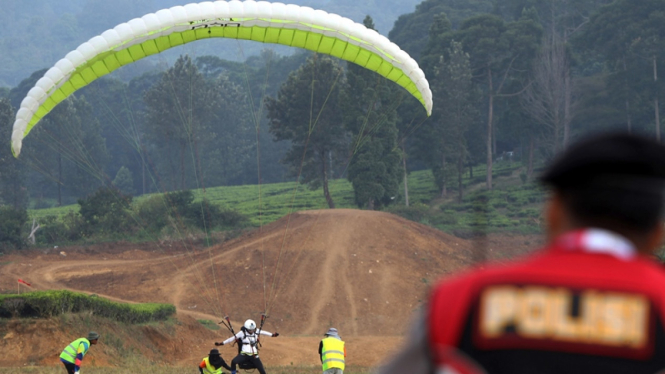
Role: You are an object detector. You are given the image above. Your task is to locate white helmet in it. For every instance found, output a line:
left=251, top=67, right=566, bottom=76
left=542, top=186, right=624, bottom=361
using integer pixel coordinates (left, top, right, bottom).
left=244, top=319, right=256, bottom=332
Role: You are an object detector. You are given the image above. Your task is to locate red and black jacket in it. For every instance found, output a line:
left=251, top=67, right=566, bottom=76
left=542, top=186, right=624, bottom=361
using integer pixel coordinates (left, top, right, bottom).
left=428, top=229, right=665, bottom=374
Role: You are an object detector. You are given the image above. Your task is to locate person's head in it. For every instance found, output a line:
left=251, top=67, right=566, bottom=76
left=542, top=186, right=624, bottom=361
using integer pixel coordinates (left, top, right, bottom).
left=244, top=319, right=256, bottom=334
left=324, top=327, right=340, bottom=338
left=540, top=132, right=665, bottom=253
left=208, top=349, right=223, bottom=367
left=87, top=331, right=100, bottom=345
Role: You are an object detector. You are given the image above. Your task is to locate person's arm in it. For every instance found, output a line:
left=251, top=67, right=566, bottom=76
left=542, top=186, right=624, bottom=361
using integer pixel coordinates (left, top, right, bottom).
left=344, top=345, right=347, bottom=357
left=220, top=357, right=232, bottom=371
left=199, top=360, right=205, bottom=374
left=74, top=342, right=89, bottom=373
left=218, top=332, right=242, bottom=346
left=319, top=341, right=324, bottom=363
left=259, top=329, right=275, bottom=337
left=374, top=309, right=432, bottom=374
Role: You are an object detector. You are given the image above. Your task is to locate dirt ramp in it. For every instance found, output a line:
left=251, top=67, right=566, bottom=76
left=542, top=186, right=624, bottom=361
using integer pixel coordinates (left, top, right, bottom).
left=195, top=209, right=474, bottom=336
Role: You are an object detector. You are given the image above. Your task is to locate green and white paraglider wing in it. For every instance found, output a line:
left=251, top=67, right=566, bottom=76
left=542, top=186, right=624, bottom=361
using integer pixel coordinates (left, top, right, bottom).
left=11, top=0, right=432, bottom=157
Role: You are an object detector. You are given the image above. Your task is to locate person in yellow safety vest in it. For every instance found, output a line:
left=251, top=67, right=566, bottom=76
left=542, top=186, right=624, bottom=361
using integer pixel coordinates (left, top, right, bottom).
left=319, top=328, right=346, bottom=374
left=199, top=348, right=232, bottom=374
left=59, top=331, right=100, bottom=374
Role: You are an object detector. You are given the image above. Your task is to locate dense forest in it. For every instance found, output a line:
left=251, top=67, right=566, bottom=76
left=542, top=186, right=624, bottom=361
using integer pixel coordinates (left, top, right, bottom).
left=1, top=0, right=664, bottom=248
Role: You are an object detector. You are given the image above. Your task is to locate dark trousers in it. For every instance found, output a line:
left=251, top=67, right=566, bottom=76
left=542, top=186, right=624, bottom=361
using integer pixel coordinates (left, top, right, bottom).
left=231, top=354, right=266, bottom=374
left=62, top=361, right=76, bottom=374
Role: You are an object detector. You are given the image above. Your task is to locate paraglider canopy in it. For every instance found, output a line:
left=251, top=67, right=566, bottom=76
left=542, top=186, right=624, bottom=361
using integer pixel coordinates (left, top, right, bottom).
left=10, top=0, right=432, bottom=157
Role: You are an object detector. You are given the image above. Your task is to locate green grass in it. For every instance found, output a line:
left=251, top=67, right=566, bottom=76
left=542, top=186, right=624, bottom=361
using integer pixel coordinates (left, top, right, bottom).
left=197, top=319, right=221, bottom=330
left=27, top=204, right=79, bottom=220
left=187, top=178, right=357, bottom=225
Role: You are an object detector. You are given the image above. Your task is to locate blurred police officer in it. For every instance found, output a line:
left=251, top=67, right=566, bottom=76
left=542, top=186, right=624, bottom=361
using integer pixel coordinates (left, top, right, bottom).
left=378, top=133, right=665, bottom=374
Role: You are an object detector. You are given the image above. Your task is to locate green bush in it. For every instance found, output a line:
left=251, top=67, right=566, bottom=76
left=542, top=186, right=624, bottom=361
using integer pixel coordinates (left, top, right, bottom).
left=0, top=290, right=174, bottom=323
left=163, top=190, right=195, bottom=220
left=189, top=200, right=248, bottom=229
left=385, top=203, right=429, bottom=222
left=136, top=195, right=171, bottom=233
left=493, top=201, right=508, bottom=209
left=430, top=212, right=458, bottom=225
left=78, top=187, right=134, bottom=235
left=471, top=203, right=493, bottom=213
left=35, top=215, right=67, bottom=244
left=36, top=212, right=86, bottom=244
left=158, top=191, right=249, bottom=230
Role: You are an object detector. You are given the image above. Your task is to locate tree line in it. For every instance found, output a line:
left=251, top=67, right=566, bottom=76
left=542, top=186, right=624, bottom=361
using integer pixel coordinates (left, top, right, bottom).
left=0, top=0, right=664, bottom=229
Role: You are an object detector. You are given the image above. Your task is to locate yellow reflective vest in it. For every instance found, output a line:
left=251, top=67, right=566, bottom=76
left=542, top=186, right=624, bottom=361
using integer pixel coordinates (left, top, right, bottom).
left=321, top=337, right=345, bottom=371
left=59, top=338, right=90, bottom=364
left=201, top=357, right=222, bottom=374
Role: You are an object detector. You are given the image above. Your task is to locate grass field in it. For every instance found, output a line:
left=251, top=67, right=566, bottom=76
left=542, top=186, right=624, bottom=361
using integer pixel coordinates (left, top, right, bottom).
left=3, top=365, right=372, bottom=374
left=26, top=161, right=547, bottom=239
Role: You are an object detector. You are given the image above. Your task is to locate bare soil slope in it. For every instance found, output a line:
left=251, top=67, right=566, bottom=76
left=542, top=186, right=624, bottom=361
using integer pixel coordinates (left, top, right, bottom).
left=0, top=209, right=527, bottom=368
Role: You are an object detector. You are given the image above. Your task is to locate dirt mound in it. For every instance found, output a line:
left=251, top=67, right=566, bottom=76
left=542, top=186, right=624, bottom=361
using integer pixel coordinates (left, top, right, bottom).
left=0, top=209, right=483, bottom=367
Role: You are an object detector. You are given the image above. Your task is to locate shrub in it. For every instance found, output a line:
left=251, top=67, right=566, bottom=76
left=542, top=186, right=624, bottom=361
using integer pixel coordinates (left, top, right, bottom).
left=36, top=212, right=87, bottom=244
left=386, top=203, right=429, bottom=222
left=163, top=190, right=195, bottom=219
left=60, top=211, right=87, bottom=241
left=136, top=195, right=171, bottom=233
left=493, top=201, right=508, bottom=209
left=36, top=215, right=67, bottom=244
left=78, top=187, right=134, bottom=235
left=471, top=203, right=493, bottom=213
left=189, top=200, right=249, bottom=229
left=0, top=290, right=174, bottom=323
left=156, top=191, right=249, bottom=230
left=430, top=212, right=458, bottom=225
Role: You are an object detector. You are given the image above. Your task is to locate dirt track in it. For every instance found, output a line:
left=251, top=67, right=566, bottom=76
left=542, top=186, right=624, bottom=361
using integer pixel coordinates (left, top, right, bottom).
left=0, top=209, right=540, bottom=368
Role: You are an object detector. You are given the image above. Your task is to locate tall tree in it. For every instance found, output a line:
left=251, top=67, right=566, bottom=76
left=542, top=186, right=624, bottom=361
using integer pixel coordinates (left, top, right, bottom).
left=521, top=31, right=578, bottom=153
left=66, top=97, right=110, bottom=199
left=578, top=0, right=665, bottom=139
left=343, top=16, right=403, bottom=209
left=143, top=55, right=219, bottom=191
left=266, top=55, right=346, bottom=209
left=432, top=42, right=478, bottom=202
left=202, top=75, right=255, bottom=187
left=112, top=166, right=135, bottom=196
left=388, top=0, right=494, bottom=59
left=457, top=13, right=541, bottom=189
left=80, top=76, right=153, bottom=196
left=420, top=12, right=454, bottom=73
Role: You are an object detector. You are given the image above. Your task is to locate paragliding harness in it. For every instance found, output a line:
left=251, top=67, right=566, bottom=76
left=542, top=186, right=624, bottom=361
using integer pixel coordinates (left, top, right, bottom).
left=219, top=314, right=268, bottom=372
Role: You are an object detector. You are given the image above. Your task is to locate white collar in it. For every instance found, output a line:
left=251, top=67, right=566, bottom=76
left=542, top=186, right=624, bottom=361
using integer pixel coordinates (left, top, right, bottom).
left=560, top=228, right=637, bottom=260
